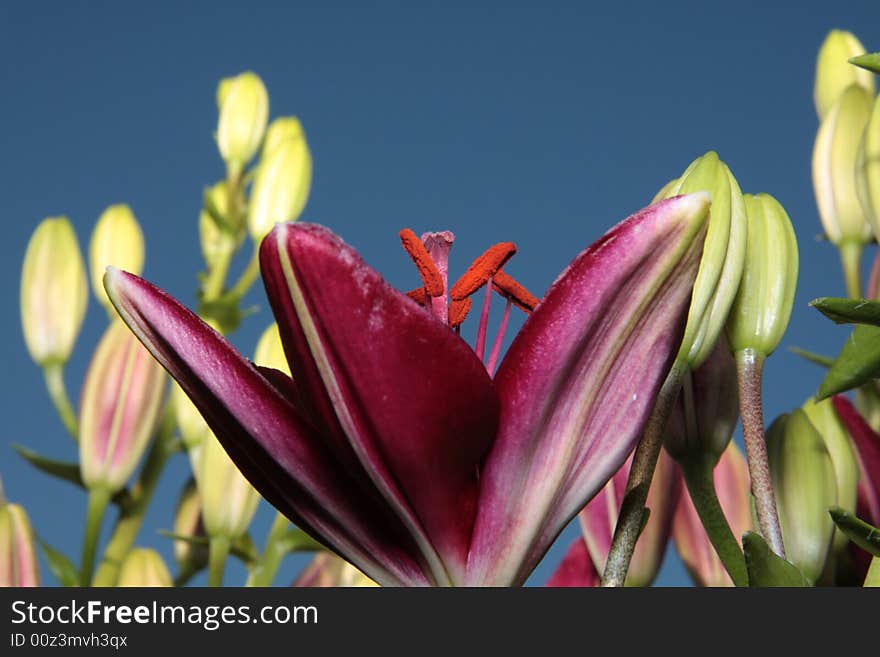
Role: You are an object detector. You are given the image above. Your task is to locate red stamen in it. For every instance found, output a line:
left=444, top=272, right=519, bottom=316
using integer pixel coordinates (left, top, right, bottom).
left=486, top=298, right=512, bottom=375
left=399, top=228, right=444, bottom=297
left=405, top=287, right=428, bottom=305
left=450, top=242, right=517, bottom=301
left=448, top=298, right=472, bottom=328
left=475, top=277, right=493, bottom=361
left=493, top=270, right=540, bottom=312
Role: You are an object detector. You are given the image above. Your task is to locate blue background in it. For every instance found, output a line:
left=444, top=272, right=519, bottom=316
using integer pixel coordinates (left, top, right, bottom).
left=2, top=0, right=879, bottom=587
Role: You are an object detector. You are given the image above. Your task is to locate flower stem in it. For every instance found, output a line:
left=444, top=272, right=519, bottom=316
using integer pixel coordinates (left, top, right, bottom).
left=246, top=512, right=291, bottom=587
left=80, top=487, right=111, bottom=586
left=601, top=361, right=686, bottom=587
left=208, top=536, right=231, bottom=587
left=92, top=411, right=178, bottom=586
left=201, top=174, right=243, bottom=302
left=226, top=244, right=261, bottom=301
left=839, top=239, right=863, bottom=299
left=43, top=362, right=78, bottom=440
left=735, top=347, right=785, bottom=558
left=680, top=456, right=748, bottom=587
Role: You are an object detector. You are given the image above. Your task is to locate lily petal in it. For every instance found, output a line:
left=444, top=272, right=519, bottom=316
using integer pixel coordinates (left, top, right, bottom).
left=260, top=223, right=499, bottom=584
left=104, top=268, right=430, bottom=586
left=545, top=539, right=599, bottom=587
left=832, top=395, right=880, bottom=525
left=468, top=193, right=709, bottom=585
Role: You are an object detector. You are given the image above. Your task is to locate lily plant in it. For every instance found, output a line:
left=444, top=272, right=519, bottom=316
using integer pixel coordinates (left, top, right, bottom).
left=103, top=192, right=709, bottom=586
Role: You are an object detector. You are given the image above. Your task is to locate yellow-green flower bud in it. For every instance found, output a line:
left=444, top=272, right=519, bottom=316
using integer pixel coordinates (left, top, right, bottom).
left=89, top=204, right=144, bottom=312
left=248, top=129, right=312, bottom=241
left=813, top=84, right=874, bottom=246
left=663, top=152, right=747, bottom=367
left=0, top=494, right=40, bottom=586
left=867, top=557, right=880, bottom=587
left=856, top=95, right=880, bottom=241
left=20, top=217, right=88, bottom=366
left=173, top=480, right=208, bottom=570
left=767, top=410, right=838, bottom=584
left=726, top=193, right=799, bottom=357
left=196, top=434, right=260, bottom=540
left=171, top=382, right=211, bottom=454
left=651, top=177, right=680, bottom=204
left=254, top=323, right=290, bottom=375
left=814, top=30, right=875, bottom=120
left=665, top=338, right=738, bottom=466
left=801, top=397, right=859, bottom=553
left=262, top=116, right=306, bottom=159
left=117, top=548, right=172, bottom=587
left=216, top=71, right=269, bottom=175
left=199, top=182, right=230, bottom=268
left=79, top=321, right=167, bottom=493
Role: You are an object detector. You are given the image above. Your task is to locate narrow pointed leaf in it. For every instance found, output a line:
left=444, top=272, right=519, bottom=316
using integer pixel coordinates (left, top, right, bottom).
left=278, top=528, right=326, bottom=553
left=13, top=444, right=84, bottom=489
left=818, top=325, right=880, bottom=399
left=468, top=193, right=710, bottom=585
left=829, top=508, right=880, bottom=557
left=810, top=297, right=880, bottom=326
left=742, top=532, right=809, bottom=587
left=789, top=346, right=833, bottom=368
left=850, top=53, right=880, bottom=75
left=105, top=268, right=431, bottom=586
left=37, top=538, right=79, bottom=587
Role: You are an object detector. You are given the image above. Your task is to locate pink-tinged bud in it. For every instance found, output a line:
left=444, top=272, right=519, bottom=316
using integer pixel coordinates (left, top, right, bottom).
left=665, top=338, right=739, bottom=466
left=0, top=492, right=40, bottom=587
left=116, top=548, right=172, bottom=587
left=79, top=321, right=167, bottom=493
left=673, top=443, right=752, bottom=587
left=580, top=449, right=682, bottom=587
left=545, top=539, right=599, bottom=587
left=293, top=552, right=378, bottom=587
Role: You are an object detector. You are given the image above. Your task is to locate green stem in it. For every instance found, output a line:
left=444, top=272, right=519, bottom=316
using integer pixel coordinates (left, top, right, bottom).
left=208, top=536, right=231, bottom=587
left=173, top=563, right=199, bottom=588
left=80, top=487, right=111, bottom=586
left=246, top=512, right=291, bottom=587
left=226, top=245, right=261, bottom=301
left=601, top=361, right=686, bottom=587
left=43, top=362, right=78, bottom=439
left=201, top=174, right=243, bottom=302
left=839, top=240, right=863, bottom=299
left=735, top=348, right=785, bottom=558
left=92, top=411, right=178, bottom=586
left=680, top=457, right=748, bottom=587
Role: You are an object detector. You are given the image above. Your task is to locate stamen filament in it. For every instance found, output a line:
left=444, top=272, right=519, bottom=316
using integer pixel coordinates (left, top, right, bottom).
left=475, top=276, right=493, bottom=361
left=486, top=298, right=512, bottom=376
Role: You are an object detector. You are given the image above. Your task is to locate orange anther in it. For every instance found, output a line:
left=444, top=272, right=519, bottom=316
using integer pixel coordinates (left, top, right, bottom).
left=448, top=298, right=472, bottom=328
left=449, top=242, right=517, bottom=301
left=399, top=228, right=444, bottom=297
left=493, top=270, right=540, bottom=312
left=405, top=288, right=428, bottom=305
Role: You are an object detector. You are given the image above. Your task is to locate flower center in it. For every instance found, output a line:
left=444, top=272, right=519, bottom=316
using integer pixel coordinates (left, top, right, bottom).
left=399, top=228, right=539, bottom=374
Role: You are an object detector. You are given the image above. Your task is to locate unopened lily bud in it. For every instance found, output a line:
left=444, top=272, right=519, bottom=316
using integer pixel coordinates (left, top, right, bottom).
left=199, top=181, right=242, bottom=266
left=173, top=480, right=207, bottom=570
left=89, top=205, right=144, bottom=311
left=262, top=116, right=305, bottom=159
left=216, top=71, right=269, bottom=175
left=117, top=548, right=172, bottom=587
left=254, top=323, right=290, bottom=375
left=856, top=96, right=880, bottom=241
left=293, top=552, right=378, bottom=587
left=673, top=443, right=751, bottom=587
left=79, top=321, right=167, bottom=493
left=767, top=410, right=838, bottom=583
left=726, top=193, right=798, bottom=357
left=802, top=397, right=860, bottom=555
left=0, top=493, right=40, bottom=586
left=580, top=449, right=681, bottom=587
left=663, top=152, right=747, bottom=367
left=665, top=338, right=738, bottom=466
left=815, top=30, right=875, bottom=120
left=248, top=130, right=312, bottom=241
left=171, top=382, right=211, bottom=454
left=197, top=434, right=260, bottom=540
left=651, top=177, right=680, bottom=204
left=20, top=217, right=88, bottom=366
left=813, top=84, right=874, bottom=246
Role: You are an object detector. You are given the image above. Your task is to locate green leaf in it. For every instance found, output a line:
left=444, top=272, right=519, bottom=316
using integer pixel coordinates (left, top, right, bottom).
left=810, top=297, right=880, bottom=326
left=850, top=53, right=880, bottom=75
left=37, top=538, right=80, bottom=586
left=817, top=325, right=880, bottom=399
left=159, top=530, right=259, bottom=565
left=277, top=527, right=326, bottom=554
left=742, top=532, right=809, bottom=587
left=13, top=444, right=84, bottom=489
left=789, top=346, right=833, bottom=368
left=829, top=508, right=880, bottom=557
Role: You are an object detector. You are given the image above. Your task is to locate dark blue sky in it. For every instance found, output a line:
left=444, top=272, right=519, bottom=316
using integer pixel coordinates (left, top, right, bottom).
left=2, top=1, right=879, bottom=586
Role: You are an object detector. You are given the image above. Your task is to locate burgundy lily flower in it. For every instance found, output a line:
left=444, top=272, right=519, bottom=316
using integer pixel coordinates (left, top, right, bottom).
left=104, top=193, right=708, bottom=586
